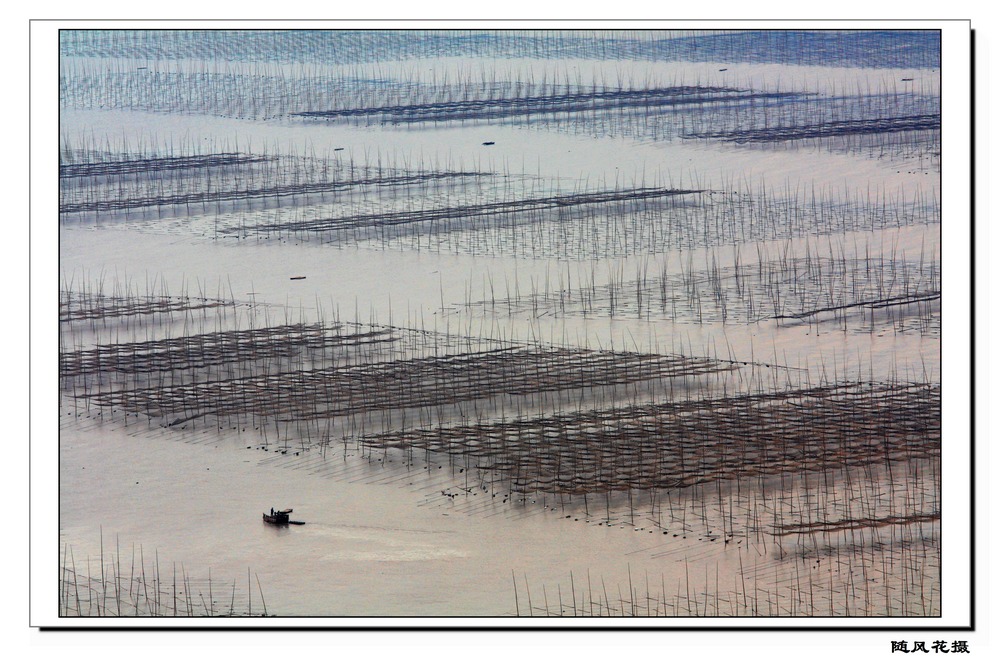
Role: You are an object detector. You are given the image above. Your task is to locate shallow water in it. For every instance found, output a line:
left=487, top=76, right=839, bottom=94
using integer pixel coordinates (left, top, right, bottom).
left=60, top=412, right=712, bottom=617
left=53, top=30, right=944, bottom=622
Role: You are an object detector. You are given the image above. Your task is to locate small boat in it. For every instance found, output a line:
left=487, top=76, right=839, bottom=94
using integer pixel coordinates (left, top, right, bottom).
left=289, top=276, right=306, bottom=280
left=263, top=508, right=293, bottom=524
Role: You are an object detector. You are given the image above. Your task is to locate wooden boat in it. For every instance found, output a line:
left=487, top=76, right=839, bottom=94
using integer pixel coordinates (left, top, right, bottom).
left=263, top=508, right=293, bottom=524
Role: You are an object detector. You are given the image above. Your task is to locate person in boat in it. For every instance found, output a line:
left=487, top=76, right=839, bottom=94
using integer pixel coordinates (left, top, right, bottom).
left=270, top=507, right=274, bottom=515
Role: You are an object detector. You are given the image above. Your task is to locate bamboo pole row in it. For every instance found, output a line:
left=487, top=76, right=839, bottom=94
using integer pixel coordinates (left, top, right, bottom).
left=464, top=249, right=940, bottom=334
left=59, top=29, right=940, bottom=70
left=59, top=541, right=269, bottom=617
